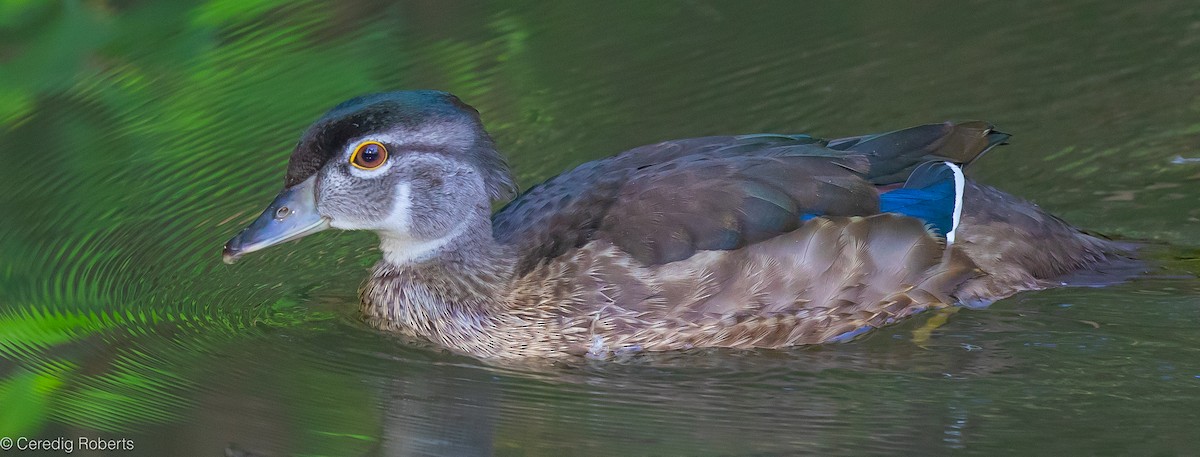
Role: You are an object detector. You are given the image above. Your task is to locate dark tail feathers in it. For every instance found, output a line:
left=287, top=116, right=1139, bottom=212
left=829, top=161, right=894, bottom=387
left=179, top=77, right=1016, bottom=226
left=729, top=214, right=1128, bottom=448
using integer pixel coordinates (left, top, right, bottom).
left=828, top=121, right=1009, bottom=185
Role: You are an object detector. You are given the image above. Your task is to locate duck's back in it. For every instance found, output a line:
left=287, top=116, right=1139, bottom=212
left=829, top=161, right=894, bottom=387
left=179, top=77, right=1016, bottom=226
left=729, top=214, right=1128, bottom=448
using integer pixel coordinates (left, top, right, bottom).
left=491, top=122, right=1128, bottom=354
left=494, top=121, right=1003, bottom=271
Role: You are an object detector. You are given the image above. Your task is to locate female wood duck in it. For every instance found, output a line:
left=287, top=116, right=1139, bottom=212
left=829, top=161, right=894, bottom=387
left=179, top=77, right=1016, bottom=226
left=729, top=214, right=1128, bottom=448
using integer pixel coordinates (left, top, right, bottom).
left=222, top=90, right=1125, bottom=359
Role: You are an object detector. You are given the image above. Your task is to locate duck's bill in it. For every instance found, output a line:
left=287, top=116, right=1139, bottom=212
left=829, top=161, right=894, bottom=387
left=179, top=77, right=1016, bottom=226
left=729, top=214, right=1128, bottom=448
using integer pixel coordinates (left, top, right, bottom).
left=222, top=176, right=329, bottom=264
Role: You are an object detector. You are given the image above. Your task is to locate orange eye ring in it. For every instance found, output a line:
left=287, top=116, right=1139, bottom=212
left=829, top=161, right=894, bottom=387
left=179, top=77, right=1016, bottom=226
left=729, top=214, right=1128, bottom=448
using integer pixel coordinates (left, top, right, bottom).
left=350, top=141, right=389, bottom=170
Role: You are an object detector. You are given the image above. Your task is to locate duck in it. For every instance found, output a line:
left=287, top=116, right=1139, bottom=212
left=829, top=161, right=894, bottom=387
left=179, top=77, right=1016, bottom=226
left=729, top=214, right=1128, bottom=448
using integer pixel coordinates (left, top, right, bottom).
left=222, top=90, right=1127, bottom=359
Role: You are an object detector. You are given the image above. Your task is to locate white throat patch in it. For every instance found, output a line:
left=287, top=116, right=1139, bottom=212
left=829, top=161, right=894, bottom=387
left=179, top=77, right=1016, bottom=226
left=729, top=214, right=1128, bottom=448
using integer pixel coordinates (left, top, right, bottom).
left=375, top=182, right=469, bottom=265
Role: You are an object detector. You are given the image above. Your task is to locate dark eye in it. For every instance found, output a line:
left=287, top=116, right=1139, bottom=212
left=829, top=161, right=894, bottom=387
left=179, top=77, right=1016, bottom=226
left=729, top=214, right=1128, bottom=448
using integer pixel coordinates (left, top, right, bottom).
left=350, top=141, right=388, bottom=170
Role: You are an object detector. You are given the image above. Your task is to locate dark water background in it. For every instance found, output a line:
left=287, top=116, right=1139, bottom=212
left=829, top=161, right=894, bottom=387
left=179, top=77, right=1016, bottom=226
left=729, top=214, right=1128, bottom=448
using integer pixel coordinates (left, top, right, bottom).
left=2, top=1, right=1200, bottom=456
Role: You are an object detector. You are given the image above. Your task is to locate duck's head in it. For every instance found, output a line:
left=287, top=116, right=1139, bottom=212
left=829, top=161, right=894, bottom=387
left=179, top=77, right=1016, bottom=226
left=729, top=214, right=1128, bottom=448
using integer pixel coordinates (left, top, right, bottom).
left=222, top=91, right=516, bottom=264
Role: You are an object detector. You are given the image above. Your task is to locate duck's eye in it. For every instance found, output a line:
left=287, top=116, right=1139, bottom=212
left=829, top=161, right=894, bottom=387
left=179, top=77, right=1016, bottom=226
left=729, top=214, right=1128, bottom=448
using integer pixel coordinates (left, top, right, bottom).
left=350, top=141, right=388, bottom=170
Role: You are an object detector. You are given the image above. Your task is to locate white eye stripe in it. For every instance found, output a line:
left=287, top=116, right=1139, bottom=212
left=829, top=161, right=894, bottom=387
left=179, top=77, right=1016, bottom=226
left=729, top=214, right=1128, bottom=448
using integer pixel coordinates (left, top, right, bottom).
left=342, top=123, right=472, bottom=161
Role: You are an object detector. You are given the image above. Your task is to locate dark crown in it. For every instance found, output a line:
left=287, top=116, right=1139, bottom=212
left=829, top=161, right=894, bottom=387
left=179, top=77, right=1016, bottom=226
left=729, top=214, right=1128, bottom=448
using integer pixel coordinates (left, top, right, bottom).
left=284, top=90, right=517, bottom=200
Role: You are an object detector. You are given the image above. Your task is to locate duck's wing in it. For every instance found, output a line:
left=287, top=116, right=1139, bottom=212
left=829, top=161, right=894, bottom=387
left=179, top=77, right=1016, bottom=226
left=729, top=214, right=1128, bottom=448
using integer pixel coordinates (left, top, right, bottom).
left=494, top=121, right=1005, bottom=273
left=494, top=136, right=866, bottom=272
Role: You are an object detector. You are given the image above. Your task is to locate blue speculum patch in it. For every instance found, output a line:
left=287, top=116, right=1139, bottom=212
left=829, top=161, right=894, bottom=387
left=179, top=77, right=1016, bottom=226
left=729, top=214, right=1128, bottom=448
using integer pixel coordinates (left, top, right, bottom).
left=878, top=162, right=962, bottom=237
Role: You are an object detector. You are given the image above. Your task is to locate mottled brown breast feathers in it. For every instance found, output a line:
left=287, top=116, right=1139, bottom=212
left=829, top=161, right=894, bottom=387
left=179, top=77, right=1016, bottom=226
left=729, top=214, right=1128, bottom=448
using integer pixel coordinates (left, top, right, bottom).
left=509, top=214, right=982, bottom=357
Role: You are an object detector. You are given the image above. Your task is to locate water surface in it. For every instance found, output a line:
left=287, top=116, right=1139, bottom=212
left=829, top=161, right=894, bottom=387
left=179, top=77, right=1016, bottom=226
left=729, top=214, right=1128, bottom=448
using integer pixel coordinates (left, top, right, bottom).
left=2, top=1, right=1200, bottom=455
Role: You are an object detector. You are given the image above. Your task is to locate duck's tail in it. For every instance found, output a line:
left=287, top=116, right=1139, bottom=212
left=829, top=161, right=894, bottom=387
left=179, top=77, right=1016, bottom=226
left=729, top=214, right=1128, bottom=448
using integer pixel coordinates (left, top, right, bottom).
left=828, top=120, right=1009, bottom=184
left=951, top=181, right=1141, bottom=307
left=833, top=121, right=1142, bottom=305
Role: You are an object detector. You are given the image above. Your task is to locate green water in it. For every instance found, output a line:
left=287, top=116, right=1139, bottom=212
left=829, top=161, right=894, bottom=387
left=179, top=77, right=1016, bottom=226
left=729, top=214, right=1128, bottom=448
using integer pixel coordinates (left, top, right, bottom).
left=2, top=1, right=1200, bottom=455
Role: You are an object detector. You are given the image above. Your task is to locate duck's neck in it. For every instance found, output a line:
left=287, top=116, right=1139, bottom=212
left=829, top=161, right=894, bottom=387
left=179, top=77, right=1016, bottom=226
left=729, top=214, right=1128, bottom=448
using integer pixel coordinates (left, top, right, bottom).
left=361, top=216, right=517, bottom=350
